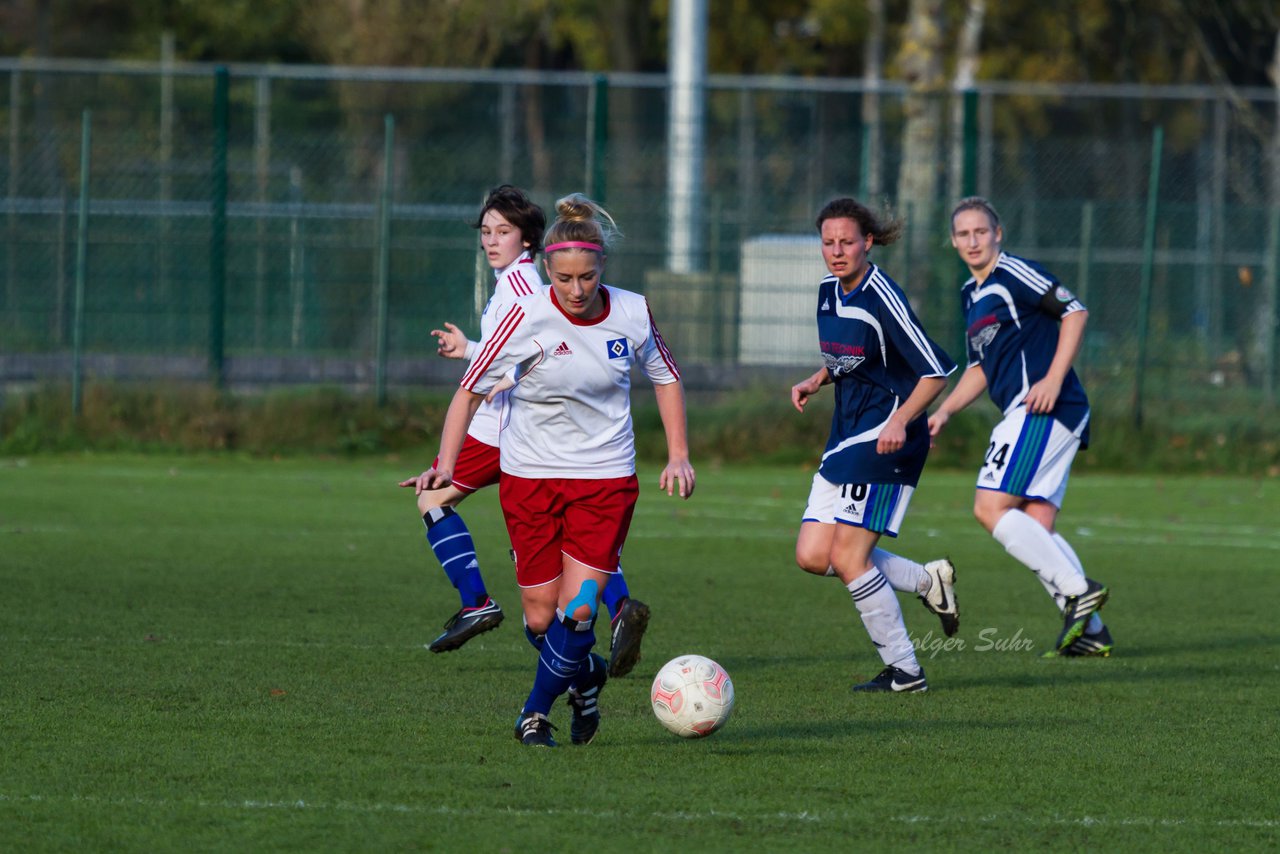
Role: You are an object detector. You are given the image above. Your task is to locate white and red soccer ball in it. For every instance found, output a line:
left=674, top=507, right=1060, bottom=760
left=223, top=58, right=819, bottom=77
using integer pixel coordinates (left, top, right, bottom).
left=650, top=654, right=734, bottom=738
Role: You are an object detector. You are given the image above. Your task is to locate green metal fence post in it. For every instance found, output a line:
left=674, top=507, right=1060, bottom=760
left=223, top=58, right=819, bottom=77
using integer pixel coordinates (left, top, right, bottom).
left=56, top=189, right=69, bottom=346
left=1076, top=201, right=1094, bottom=378
left=6, top=70, right=20, bottom=316
left=288, top=166, right=304, bottom=350
left=588, top=74, right=609, bottom=204
left=1133, top=125, right=1164, bottom=429
left=374, top=113, right=394, bottom=407
left=962, top=88, right=978, bottom=197
left=901, top=201, right=914, bottom=294
left=950, top=88, right=980, bottom=352
left=1263, top=205, right=1279, bottom=409
left=709, top=193, right=722, bottom=361
left=858, top=122, right=871, bottom=201
left=72, top=110, right=91, bottom=416
left=209, top=66, right=229, bottom=389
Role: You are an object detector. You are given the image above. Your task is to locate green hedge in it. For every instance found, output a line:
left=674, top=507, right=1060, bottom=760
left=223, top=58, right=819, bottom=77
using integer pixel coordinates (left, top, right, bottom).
left=1, top=382, right=1276, bottom=475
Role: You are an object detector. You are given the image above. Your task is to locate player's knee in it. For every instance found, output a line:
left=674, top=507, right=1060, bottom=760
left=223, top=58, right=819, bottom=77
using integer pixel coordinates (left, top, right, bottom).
left=972, top=497, right=995, bottom=530
left=418, top=490, right=461, bottom=517
left=562, top=578, right=600, bottom=625
left=519, top=599, right=555, bottom=637
left=525, top=614, right=553, bottom=635
left=974, top=498, right=1013, bottom=535
left=1023, top=500, right=1057, bottom=532
left=795, top=548, right=828, bottom=575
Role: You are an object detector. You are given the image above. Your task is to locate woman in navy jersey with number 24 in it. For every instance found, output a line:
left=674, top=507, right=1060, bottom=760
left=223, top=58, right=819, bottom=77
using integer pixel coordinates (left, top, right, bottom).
left=929, top=196, right=1113, bottom=658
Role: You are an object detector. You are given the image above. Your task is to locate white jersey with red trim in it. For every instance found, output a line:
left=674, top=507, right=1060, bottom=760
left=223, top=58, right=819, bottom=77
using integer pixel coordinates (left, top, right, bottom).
left=461, top=284, right=681, bottom=478
left=463, top=252, right=542, bottom=447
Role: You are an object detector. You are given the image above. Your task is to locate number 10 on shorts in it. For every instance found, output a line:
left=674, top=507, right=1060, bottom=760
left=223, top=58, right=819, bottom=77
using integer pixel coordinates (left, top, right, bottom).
left=833, top=481, right=912, bottom=535
left=838, top=482, right=871, bottom=522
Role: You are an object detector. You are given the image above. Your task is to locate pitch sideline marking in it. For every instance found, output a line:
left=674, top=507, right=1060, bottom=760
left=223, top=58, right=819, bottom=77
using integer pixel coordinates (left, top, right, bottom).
left=0, top=792, right=1276, bottom=830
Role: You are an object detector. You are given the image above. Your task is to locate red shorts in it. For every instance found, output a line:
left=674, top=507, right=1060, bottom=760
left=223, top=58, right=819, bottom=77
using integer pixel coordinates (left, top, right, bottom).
left=499, top=474, right=639, bottom=588
left=433, top=435, right=500, bottom=494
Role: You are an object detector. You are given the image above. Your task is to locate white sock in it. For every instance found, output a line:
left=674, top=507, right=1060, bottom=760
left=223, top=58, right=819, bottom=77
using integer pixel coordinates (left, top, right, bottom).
left=846, top=569, right=920, bottom=674
left=1035, top=573, right=1067, bottom=613
left=1053, top=532, right=1104, bottom=634
left=991, top=509, right=1088, bottom=597
left=1034, top=532, right=1071, bottom=613
left=870, top=548, right=930, bottom=594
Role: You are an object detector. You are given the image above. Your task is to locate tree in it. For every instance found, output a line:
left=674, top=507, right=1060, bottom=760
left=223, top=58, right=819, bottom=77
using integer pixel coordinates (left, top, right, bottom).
left=0, top=0, right=312, bottom=62
left=894, top=0, right=946, bottom=274
left=948, top=0, right=984, bottom=203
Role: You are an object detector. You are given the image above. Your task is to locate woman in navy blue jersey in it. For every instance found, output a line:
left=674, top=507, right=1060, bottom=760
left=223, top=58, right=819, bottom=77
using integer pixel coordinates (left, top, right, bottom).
left=791, top=197, right=957, bottom=693
left=929, top=196, right=1112, bottom=657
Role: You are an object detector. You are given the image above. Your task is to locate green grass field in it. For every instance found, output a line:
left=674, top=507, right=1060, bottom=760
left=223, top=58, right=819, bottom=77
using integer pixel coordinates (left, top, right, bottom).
left=2, top=454, right=1277, bottom=851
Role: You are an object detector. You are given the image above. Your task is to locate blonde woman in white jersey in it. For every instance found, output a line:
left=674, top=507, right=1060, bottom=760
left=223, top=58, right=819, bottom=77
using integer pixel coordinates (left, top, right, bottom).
left=400, top=186, right=650, bottom=676
left=420, top=193, right=695, bottom=747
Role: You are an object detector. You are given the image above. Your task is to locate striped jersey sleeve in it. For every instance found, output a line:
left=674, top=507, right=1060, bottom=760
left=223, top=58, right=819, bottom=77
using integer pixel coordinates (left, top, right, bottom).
left=868, top=271, right=956, bottom=379
left=1000, top=253, right=1086, bottom=317
left=461, top=301, right=531, bottom=394
left=639, top=300, right=681, bottom=384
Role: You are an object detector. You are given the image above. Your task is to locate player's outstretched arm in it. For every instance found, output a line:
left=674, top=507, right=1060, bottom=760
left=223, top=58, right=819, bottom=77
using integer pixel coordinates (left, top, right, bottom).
left=398, top=387, right=485, bottom=493
left=791, top=366, right=831, bottom=413
left=430, top=321, right=472, bottom=360
left=484, top=373, right=515, bottom=403
left=928, top=364, right=988, bottom=437
left=653, top=380, right=695, bottom=499
left=878, top=375, right=948, bottom=454
left=1025, top=309, right=1087, bottom=414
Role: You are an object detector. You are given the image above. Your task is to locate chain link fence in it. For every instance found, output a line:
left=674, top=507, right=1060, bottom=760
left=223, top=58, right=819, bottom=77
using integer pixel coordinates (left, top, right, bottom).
left=2, top=59, right=1277, bottom=422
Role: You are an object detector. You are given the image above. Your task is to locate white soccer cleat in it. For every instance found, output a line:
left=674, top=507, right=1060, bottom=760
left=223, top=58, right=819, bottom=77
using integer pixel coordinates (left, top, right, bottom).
left=920, top=558, right=959, bottom=637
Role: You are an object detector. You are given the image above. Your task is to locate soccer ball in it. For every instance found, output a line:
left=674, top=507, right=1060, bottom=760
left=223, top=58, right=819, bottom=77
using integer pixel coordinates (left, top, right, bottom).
left=650, top=654, right=734, bottom=738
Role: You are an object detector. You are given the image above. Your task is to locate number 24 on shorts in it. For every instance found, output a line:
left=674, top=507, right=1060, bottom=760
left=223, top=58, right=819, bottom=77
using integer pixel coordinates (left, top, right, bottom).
left=984, top=441, right=1011, bottom=471
left=979, top=441, right=1011, bottom=487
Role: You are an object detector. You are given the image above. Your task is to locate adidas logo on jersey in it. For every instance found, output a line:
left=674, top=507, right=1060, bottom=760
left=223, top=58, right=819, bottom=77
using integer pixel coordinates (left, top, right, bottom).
left=982, top=471, right=997, bottom=483
left=552, top=341, right=573, bottom=356
left=843, top=504, right=858, bottom=514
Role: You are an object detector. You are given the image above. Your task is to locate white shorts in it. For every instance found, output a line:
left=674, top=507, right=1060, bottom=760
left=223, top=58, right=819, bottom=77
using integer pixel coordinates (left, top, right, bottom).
left=977, top=409, right=1080, bottom=507
left=802, top=472, right=915, bottom=537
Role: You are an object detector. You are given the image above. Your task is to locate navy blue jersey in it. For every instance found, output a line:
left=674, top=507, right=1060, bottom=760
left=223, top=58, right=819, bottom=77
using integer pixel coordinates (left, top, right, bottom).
left=961, top=252, right=1091, bottom=446
left=816, top=264, right=956, bottom=486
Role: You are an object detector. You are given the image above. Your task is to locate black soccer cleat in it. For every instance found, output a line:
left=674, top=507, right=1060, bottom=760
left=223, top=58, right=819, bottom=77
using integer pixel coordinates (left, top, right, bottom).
left=567, top=653, right=609, bottom=745
left=1063, top=623, right=1114, bottom=658
left=607, top=597, right=650, bottom=677
left=427, top=597, right=504, bottom=653
left=851, top=665, right=928, bottom=693
left=1054, top=578, right=1109, bottom=653
left=919, top=558, right=959, bottom=637
left=514, top=711, right=557, bottom=747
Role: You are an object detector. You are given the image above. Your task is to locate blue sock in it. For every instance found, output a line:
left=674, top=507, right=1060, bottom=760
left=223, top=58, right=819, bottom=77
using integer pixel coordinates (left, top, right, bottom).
left=523, top=612, right=597, bottom=716
left=524, top=624, right=545, bottom=652
left=602, top=570, right=630, bottom=621
left=423, top=507, right=488, bottom=609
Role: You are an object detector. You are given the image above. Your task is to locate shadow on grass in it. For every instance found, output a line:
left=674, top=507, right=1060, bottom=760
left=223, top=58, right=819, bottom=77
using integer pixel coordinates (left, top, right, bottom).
left=631, top=714, right=1084, bottom=749
left=1100, top=632, right=1280, bottom=660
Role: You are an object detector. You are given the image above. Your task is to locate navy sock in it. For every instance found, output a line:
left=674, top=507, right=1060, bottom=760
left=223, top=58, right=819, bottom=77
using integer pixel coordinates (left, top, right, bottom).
left=423, top=507, right=488, bottom=609
left=523, top=612, right=596, bottom=716
left=602, top=570, right=630, bottom=621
